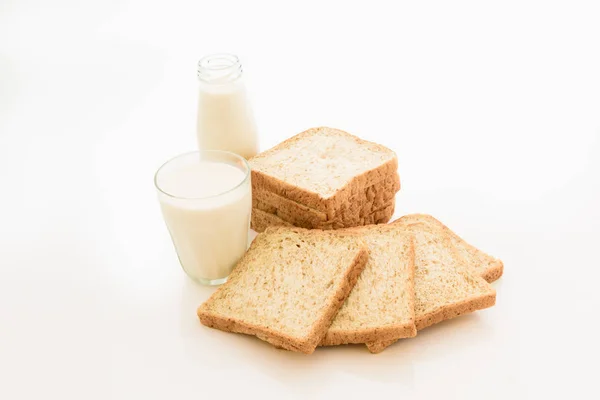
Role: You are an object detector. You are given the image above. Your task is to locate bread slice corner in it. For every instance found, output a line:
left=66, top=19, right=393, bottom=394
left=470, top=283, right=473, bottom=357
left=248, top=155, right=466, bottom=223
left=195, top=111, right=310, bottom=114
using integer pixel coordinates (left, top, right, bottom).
left=395, top=214, right=503, bottom=282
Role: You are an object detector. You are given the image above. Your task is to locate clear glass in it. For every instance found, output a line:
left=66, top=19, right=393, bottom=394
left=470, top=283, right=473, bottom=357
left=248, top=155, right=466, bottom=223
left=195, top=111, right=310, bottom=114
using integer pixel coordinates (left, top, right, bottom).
left=196, top=53, right=259, bottom=159
left=154, top=150, right=251, bottom=285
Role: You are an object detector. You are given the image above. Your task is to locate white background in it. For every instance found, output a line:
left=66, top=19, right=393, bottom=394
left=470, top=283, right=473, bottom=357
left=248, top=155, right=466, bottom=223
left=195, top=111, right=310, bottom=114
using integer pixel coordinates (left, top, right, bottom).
left=1, top=1, right=599, bottom=399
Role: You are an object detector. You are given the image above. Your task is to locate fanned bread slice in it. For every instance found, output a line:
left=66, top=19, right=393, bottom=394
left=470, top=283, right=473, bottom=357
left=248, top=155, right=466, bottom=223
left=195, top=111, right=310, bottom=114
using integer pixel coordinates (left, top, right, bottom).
left=320, top=225, right=416, bottom=348
left=249, top=127, right=398, bottom=215
left=197, top=227, right=369, bottom=354
left=253, top=173, right=400, bottom=223
left=366, top=219, right=496, bottom=353
left=396, top=214, right=503, bottom=282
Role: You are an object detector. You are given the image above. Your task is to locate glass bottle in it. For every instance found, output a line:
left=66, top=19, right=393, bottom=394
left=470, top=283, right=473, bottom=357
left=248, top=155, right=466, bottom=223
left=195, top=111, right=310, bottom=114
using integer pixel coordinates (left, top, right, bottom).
left=196, top=54, right=259, bottom=159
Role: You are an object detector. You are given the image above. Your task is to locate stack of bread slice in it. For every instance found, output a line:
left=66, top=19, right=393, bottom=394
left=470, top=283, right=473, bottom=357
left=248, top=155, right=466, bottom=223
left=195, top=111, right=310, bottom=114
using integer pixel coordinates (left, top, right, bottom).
left=249, top=127, right=401, bottom=231
left=197, top=214, right=503, bottom=354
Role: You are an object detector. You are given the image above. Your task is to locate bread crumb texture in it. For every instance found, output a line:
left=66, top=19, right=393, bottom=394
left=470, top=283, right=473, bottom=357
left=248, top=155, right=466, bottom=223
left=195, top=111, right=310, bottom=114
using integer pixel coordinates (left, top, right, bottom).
left=198, top=227, right=367, bottom=343
left=327, top=228, right=414, bottom=336
left=250, top=127, right=396, bottom=198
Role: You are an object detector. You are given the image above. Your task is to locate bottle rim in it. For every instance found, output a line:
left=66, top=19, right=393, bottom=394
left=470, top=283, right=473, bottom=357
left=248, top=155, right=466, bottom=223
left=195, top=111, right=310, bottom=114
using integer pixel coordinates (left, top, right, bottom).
left=197, top=53, right=243, bottom=83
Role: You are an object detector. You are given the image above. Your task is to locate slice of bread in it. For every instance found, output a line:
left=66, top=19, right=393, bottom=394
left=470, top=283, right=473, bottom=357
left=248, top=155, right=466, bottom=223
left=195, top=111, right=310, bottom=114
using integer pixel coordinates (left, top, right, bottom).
left=321, top=225, right=416, bottom=348
left=250, top=200, right=396, bottom=232
left=254, top=191, right=327, bottom=223
left=254, top=196, right=396, bottom=230
left=249, top=127, right=398, bottom=215
left=365, top=218, right=496, bottom=353
left=253, top=173, right=400, bottom=223
left=254, top=198, right=327, bottom=226
left=250, top=208, right=294, bottom=233
left=395, top=214, right=503, bottom=282
left=197, top=227, right=369, bottom=354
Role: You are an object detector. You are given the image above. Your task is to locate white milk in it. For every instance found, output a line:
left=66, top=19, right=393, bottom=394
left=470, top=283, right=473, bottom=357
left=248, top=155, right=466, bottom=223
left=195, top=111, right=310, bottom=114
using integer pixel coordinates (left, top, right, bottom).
left=196, top=54, right=258, bottom=159
left=156, top=154, right=251, bottom=284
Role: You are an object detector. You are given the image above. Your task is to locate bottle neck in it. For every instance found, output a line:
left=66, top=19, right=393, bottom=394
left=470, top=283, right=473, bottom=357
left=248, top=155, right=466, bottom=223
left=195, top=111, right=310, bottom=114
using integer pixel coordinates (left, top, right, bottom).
left=197, top=54, right=243, bottom=84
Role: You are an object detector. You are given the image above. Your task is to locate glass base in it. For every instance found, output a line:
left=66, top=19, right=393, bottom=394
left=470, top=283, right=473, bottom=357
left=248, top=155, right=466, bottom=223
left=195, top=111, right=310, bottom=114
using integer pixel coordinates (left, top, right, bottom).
left=192, top=275, right=229, bottom=286
left=179, top=259, right=231, bottom=286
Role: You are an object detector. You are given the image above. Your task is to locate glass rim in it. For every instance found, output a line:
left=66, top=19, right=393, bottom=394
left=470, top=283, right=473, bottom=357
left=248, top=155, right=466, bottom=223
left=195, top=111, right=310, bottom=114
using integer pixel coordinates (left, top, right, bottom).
left=154, top=150, right=250, bottom=200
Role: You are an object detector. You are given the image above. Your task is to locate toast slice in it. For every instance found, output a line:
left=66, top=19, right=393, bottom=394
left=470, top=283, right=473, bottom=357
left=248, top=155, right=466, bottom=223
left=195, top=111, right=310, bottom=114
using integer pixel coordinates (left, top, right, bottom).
left=253, top=173, right=400, bottom=223
left=197, top=227, right=369, bottom=354
left=395, top=214, right=503, bottom=282
left=254, top=196, right=396, bottom=230
left=250, top=200, right=396, bottom=232
left=250, top=208, right=294, bottom=233
left=366, top=218, right=496, bottom=353
left=249, top=127, right=398, bottom=215
left=321, top=225, right=416, bottom=348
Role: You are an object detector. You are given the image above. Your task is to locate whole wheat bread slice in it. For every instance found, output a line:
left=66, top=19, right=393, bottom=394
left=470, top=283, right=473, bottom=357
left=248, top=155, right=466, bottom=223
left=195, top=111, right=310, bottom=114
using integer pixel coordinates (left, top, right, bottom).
left=251, top=208, right=294, bottom=233
left=320, top=225, right=416, bottom=348
left=249, top=127, right=398, bottom=215
left=326, top=177, right=398, bottom=225
left=250, top=200, right=396, bottom=232
left=197, top=227, right=369, bottom=354
left=366, top=218, right=496, bottom=353
left=254, top=172, right=400, bottom=223
left=395, top=214, right=503, bottom=282
left=253, top=197, right=397, bottom=229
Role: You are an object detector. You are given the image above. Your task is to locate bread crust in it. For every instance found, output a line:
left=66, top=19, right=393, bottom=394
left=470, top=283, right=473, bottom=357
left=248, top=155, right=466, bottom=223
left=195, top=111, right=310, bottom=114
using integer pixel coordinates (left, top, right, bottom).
left=250, top=200, right=396, bottom=232
left=253, top=173, right=400, bottom=223
left=481, top=260, right=504, bottom=283
left=366, top=290, right=496, bottom=354
left=250, top=208, right=294, bottom=232
left=415, top=289, right=496, bottom=331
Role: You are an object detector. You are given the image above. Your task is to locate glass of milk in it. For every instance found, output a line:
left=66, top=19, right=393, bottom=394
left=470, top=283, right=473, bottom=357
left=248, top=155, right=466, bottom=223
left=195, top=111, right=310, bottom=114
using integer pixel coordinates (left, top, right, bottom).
left=196, top=53, right=258, bottom=159
left=154, top=150, right=251, bottom=285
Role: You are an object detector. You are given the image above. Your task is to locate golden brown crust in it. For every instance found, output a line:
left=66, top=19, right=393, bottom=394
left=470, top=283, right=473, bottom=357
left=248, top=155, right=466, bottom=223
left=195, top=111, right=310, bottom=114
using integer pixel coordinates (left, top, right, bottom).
left=253, top=191, right=328, bottom=221
left=365, top=290, right=496, bottom=353
left=250, top=200, right=395, bottom=232
left=415, top=289, right=496, bottom=330
left=321, top=324, right=417, bottom=346
left=198, top=310, right=314, bottom=353
left=259, top=198, right=396, bottom=230
left=250, top=208, right=294, bottom=232
left=481, top=260, right=504, bottom=283
left=253, top=173, right=400, bottom=223
left=253, top=198, right=327, bottom=226
left=306, top=247, right=370, bottom=350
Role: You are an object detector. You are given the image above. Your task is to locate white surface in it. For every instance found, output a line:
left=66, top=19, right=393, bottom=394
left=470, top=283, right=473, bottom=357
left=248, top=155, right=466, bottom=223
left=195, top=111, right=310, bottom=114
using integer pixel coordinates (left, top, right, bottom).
left=1, top=1, right=598, bottom=399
